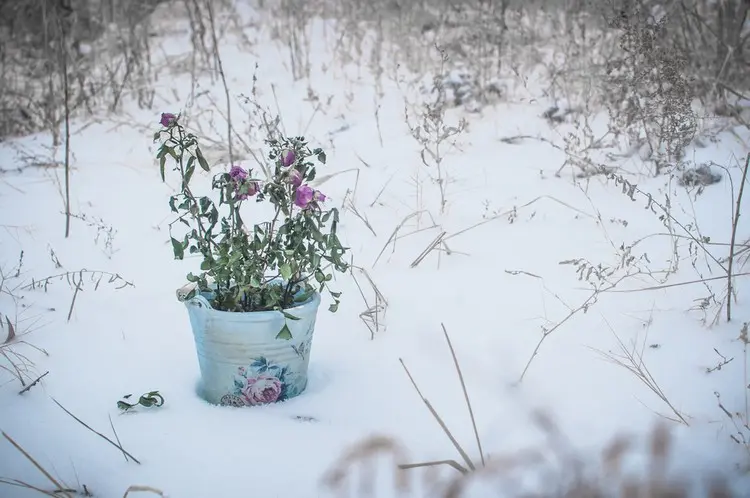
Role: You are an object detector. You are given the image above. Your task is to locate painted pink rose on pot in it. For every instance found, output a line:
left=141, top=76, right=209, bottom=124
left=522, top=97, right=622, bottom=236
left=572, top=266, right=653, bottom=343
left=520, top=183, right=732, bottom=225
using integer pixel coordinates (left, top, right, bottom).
left=241, top=374, right=283, bottom=405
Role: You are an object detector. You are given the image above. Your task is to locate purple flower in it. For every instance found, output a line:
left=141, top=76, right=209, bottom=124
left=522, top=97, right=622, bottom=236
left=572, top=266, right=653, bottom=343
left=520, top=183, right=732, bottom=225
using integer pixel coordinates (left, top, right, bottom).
left=160, top=112, right=177, bottom=127
left=237, top=181, right=260, bottom=200
left=294, top=185, right=315, bottom=208
left=287, top=169, right=303, bottom=188
left=229, top=165, right=248, bottom=181
left=280, top=149, right=296, bottom=167
left=294, top=185, right=326, bottom=209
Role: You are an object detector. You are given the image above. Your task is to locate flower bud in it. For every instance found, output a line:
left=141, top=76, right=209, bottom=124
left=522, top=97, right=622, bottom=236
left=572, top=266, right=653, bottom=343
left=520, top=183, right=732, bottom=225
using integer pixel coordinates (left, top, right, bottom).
left=281, top=149, right=296, bottom=167
left=160, top=112, right=177, bottom=127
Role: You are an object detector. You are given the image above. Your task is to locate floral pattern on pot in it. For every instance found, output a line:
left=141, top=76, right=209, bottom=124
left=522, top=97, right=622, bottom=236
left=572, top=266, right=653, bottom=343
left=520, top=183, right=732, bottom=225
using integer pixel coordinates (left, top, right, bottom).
left=291, top=336, right=313, bottom=360
left=219, top=356, right=306, bottom=407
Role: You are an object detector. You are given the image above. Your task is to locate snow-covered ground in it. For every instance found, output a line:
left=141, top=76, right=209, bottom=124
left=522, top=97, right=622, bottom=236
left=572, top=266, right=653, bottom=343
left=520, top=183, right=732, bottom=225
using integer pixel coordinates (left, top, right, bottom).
left=1, top=4, right=749, bottom=497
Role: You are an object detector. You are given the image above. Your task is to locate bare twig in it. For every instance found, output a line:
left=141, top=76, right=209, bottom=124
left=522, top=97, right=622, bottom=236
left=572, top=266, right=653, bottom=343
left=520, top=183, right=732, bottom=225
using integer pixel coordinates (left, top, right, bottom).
left=410, top=231, right=446, bottom=268
left=398, top=459, right=468, bottom=474
left=1, top=431, right=72, bottom=498
left=605, top=271, right=750, bottom=293
left=727, top=153, right=750, bottom=322
left=51, top=398, right=141, bottom=464
left=442, top=323, right=485, bottom=467
left=519, top=274, right=631, bottom=382
left=399, top=358, right=476, bottom=471
left=54, top=8, right=72, bottom=239
left=123, top=485, right=165, bottom=497
left=205, top=0, right=234, bottom=166
left=108, top=414, right=130, bottom=463
left=0, top=478, right=60, bottom=497
left=18, top=371, right=49, bottom=395
left=592, top=318, right=690, bottom=426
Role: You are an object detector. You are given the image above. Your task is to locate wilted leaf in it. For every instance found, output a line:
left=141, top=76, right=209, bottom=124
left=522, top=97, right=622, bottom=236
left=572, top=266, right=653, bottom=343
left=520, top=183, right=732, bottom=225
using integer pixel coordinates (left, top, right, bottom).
left=171, top=237, right=185, bottom=259
left=2, top=315, right=15, bottom=344
left=196, top=148, right=210, bottom=172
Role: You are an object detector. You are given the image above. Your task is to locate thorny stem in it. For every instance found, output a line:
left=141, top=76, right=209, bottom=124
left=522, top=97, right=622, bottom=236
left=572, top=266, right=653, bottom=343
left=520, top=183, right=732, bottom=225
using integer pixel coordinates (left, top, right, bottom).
left=727, top=153, right=750, bottom=322
left=172, top=126, right=216, bottom=254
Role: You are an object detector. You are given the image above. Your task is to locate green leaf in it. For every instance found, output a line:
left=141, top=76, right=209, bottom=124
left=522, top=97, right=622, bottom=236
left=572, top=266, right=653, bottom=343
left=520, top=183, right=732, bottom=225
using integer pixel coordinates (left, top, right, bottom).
left=185, top=156, right=196, bottom=181
left=279, top=263, right=292, bottom=281
left=117, top=401, right=135, bottom=411
left=276, top=323, right=293, bottom=340
left=294, top=291, right=312, bottom=303
left=281, top=311, right=301, bottom=321
left=196, top=148, right=210, bottom=172
left=171, top=237, right=185, bottom=259
left=317, top=151, right=327, bottom=164
left=328, top=303, right=339, bottom=312
left=159, top=155, right=167, bottom=181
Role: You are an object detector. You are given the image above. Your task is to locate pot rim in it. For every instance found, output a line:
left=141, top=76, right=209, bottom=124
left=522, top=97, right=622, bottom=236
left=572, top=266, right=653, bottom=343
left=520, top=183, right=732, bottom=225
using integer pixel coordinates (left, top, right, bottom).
left=177, top=280, right=321, bottom=316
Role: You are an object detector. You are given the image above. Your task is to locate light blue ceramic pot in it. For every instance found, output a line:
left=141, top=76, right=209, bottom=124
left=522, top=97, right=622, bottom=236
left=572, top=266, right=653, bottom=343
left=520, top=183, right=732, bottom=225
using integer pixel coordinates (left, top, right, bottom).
left=180, top=288, right=320, bottom=407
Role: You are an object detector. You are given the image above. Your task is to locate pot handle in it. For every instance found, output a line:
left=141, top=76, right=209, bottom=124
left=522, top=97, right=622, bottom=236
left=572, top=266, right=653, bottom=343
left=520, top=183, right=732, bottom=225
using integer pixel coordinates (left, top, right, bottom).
left=185, top=293, right=212, bottom=309
left=176, top=284, right=212, bottom=311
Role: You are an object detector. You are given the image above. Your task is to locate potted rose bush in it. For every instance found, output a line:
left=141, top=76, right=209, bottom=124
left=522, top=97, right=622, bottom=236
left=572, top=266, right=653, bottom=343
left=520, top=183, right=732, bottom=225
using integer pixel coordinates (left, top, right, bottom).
left=154, top=112, right=348, bottom=407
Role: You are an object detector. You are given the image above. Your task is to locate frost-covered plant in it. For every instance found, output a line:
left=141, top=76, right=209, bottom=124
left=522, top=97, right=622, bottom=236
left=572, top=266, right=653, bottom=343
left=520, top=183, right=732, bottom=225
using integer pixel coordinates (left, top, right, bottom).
left=154, top=113, right=348, bottom=328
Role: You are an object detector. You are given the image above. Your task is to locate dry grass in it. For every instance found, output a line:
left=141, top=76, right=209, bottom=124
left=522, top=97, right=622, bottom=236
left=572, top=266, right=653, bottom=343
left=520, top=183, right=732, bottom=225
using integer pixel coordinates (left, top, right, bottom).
left=322, top=323, right=744, bottom=497
left=1, top=429, right=164, bottom=497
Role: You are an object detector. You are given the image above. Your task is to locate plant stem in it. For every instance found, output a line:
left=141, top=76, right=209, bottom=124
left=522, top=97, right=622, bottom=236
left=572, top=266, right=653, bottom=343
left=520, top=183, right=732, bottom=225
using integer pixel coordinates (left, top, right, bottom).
left=174, top=127, right=214, bottom=253
left=58, top=10, right=71, bottom=238
left=727, top=153, right=750, bottom=322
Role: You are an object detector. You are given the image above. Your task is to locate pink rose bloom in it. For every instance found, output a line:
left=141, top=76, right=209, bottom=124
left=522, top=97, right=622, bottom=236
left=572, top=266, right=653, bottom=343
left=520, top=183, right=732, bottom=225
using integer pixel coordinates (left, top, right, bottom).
left=160, top=112, right=177, bottom=127
left=241, top=374, right=282, bottom=405
left=237, top=181, right=260, bottom=200
left=229, top=165, right=248, bottom=181
left=281, top=149, right=296, bottom=167
left=287, top=169, right=303, bottom=188
left=295, top=185, right=314, bottom=208
left=294, top=185, right=326, bottom=209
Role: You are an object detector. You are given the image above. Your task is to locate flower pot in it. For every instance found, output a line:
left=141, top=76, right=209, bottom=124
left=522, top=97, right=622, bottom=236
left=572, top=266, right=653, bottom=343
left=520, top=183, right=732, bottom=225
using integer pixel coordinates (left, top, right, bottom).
left=177, top=286, right=321, bottom=407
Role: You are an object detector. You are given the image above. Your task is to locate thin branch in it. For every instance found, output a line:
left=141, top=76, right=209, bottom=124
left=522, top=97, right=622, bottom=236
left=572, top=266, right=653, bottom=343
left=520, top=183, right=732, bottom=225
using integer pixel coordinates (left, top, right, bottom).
left=399, top=359, right=476, bottom=471
left=51, top=398, right=141, bottom=464
left=398, top=459, right=468, bottom=474
left=1, top=431, right=72, bottom=498
left=442, top=323, right=485, bottom=467
left=727, top=153, right=750, bottom=322
left=205, top=0, right=233, bottom=166
left=18, top=371, right=49, bottom=395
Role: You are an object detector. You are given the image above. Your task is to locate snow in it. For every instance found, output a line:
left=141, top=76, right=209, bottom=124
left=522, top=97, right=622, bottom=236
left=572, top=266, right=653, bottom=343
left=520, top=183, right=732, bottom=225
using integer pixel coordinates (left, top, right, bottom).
left=1, top=4, right=750, bottom=498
